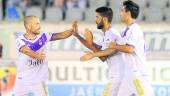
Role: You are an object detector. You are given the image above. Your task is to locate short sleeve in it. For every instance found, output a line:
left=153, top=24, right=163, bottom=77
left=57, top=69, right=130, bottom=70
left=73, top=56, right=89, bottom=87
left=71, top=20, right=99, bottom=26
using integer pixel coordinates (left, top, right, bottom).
left=44, top=32, right=53, bottom=42
left=16, top=38, right=26, bottom=51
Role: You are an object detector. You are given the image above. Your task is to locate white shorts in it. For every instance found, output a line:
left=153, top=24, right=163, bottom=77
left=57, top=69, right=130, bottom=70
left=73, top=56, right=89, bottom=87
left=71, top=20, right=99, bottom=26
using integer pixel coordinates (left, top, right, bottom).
left=117, top=72, right=155, bottom=96
left=13, top=82, right=48, bottom=96
left=101, top=77, right=121, bottom=96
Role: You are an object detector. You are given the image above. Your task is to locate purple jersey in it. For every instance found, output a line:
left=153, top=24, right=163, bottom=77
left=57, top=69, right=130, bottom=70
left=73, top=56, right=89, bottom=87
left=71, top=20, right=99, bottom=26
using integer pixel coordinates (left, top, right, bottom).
left=15, top=32, right=52, bottom=86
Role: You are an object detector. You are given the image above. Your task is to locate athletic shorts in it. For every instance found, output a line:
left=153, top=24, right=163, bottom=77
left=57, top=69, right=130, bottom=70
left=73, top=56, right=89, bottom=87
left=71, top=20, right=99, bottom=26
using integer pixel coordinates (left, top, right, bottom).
left=117, top=71, right=155, bottom=96
left=13, top=82, right=48, bottom=96
left=101, top=77, right=122, bottom=96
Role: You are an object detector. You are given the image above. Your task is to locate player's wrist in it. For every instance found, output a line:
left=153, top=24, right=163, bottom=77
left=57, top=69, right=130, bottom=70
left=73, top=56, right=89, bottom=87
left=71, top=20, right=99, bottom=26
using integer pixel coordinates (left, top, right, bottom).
left=114, top=45, right=119, bottom=51
left=91, top=52, right=97, bottom=57
left=35, top=52, right=41, bottom=59
left=74, top=33, right=80, bottom=37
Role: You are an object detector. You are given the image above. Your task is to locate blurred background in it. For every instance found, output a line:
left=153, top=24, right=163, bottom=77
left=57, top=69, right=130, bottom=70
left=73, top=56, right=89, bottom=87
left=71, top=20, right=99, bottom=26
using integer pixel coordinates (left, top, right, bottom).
left=0, top=0, right=170, bottom=96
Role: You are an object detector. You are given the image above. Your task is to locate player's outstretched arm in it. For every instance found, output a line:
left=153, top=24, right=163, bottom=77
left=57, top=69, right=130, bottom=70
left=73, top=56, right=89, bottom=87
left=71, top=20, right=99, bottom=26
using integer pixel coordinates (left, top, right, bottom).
left=109, top=42, right=134, bottom=53
left=50, top=21, right=79, bottom=41
left=20, top=46, right=45, bottom=59
left=50, top=29, right=73, bottom=41
left=80, top=48, right=116, bottom=61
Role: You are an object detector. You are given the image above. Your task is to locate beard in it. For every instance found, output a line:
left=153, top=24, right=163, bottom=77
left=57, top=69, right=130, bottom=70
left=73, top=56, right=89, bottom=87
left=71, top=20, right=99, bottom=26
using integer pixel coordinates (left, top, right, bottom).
left=33, top=32, right=40, bottom=35
left=32, top=28, right=40, bottom=35
left=96, top=21, right=104, bottom=29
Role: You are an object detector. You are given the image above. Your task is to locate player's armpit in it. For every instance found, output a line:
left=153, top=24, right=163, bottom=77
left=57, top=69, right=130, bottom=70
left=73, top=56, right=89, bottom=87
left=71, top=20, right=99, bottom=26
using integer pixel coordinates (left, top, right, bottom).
left=50, top=29, right=73, bottom=41
left=20, top=46, right=45, bottom=59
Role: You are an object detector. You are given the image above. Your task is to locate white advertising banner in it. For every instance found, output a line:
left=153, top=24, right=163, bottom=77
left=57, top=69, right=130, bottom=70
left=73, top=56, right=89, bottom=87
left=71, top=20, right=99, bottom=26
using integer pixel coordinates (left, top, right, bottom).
left=47, top=60, right=170, bottom=96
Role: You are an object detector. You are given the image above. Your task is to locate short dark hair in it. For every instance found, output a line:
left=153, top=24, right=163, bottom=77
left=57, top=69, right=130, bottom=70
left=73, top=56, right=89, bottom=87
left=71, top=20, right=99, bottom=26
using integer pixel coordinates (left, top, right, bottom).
left=95, top=7, right=113, bottom=23
left=123, top=0, right=140, bottom=19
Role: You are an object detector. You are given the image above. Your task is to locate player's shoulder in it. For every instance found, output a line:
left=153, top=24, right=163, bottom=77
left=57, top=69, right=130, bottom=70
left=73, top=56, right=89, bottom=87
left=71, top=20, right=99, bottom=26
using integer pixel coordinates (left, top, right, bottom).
left=16, top=34, right=25, bottom=41
left=41, top=31, right=52, bottom=36
left=131, top=23, right=142, bottom=31
left=109, top=28, right=120, bottom=36
left=110, top=27, right=118, bottom=32
left=39, top=32, right=46, bottom=36
left=36, top=32, right=49, bottom=39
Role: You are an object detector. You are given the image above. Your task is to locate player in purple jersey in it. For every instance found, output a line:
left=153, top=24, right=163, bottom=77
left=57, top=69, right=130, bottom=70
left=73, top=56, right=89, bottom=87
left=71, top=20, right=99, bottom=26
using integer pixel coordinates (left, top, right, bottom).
left=13, top=16, right=76, bottom=96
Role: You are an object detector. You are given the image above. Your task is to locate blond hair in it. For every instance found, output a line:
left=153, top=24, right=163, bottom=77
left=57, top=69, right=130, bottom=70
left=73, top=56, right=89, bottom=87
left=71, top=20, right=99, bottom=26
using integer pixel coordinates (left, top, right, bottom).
left=24, top=15, right=38, bottom=26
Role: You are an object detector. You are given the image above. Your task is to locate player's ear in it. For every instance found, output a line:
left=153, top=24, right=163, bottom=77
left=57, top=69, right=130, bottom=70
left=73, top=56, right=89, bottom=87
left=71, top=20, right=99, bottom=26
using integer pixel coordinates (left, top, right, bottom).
left=127, top=11, right=131, bottom=18
left=25, top=24, right=31, bottom=30
left=103, top=17, right=108, bottom=24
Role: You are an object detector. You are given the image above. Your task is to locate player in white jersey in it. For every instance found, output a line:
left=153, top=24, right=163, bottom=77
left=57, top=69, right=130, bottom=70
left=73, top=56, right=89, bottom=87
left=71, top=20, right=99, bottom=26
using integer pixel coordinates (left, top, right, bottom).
left=109, top=0, right=155, bottom=96
left=13, top=16, right=76, bottom=96
left=73, top=7, right=124, bottom=96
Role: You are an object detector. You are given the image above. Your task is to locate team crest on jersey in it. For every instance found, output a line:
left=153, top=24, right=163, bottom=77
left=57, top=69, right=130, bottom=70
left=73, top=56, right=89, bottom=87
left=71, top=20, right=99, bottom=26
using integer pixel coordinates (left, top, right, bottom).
left=128, top=34, right=134, bottom=40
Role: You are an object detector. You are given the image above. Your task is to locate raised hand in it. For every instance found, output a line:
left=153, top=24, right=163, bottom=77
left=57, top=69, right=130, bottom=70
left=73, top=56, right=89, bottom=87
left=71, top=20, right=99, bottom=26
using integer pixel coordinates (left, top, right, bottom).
left=36, top=50, right=46, bottom=60
left=72, top=21, right=79, bottom=36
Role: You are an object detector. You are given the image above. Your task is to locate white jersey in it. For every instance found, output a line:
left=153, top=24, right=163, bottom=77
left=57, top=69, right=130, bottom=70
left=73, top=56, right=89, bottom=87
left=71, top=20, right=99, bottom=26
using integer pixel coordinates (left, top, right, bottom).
left=120, top=23, right=148, bottom=76
left=15, top=32, right=52, bottom=86
left=117, top=23, right=155, bottom=96
left=101, top=27, right=124, bottom=78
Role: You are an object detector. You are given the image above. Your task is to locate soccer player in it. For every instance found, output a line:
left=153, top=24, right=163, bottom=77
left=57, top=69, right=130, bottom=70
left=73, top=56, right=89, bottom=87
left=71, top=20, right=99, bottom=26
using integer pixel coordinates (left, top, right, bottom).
left=13, top=16, right=75, bottom=96
left=73, top=7, right=124, bottom=96
left=109, top=0, right=155, bottom=96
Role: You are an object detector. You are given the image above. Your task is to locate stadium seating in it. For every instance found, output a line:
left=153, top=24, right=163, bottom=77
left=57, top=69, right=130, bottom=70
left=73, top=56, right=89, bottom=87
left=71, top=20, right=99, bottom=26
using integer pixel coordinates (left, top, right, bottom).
left=89, top=0, right=107, bottom=8
left=144, top=7, right=163, bottom=22
left=65, top=8, right=83, bottom=22
left=148, top=0, right=168, bottom=9
left=0, top=0, right=169, bottom=23
left=5, top=7, right=23, bottom=21
left=109, top=0, right=123, bottom=9
left=84, top=7, right=96, bottom=22
left=164, top=8, right=170, bottom=22
left=45, top=7, right=63, bottom=22
left=168, top=0, right=170, bottom=7
left=133, top=0, right=147, bottom=8
left=25, top=6, right=43, bottom=20
left=112, top=8, right=121, bottom=23
left=0, top=8, right=2, bottom=21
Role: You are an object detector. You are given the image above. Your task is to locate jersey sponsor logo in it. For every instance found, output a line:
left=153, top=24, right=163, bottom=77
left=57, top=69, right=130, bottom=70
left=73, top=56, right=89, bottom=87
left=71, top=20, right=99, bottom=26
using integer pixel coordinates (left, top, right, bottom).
left=28, top=59, right=43, bottom=67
